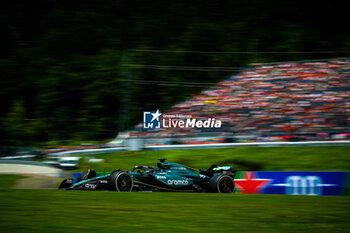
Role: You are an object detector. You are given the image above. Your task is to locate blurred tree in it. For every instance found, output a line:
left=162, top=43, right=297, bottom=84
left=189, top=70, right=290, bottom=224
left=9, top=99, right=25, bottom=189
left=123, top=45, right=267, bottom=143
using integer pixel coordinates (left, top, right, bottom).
left=0, top=0, right=348, bottom=145
left=3, top=101, right=27, bottom=145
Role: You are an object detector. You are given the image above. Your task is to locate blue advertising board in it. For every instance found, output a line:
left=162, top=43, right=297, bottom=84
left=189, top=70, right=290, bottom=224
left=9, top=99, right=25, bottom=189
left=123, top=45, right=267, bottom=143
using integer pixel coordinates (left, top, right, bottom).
left=235, top=171, right=348, bottom=196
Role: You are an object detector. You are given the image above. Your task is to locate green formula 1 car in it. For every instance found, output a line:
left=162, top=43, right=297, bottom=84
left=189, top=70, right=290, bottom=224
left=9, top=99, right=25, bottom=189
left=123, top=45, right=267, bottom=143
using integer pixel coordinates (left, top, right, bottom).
left=59, top=159, right=236, bottom=193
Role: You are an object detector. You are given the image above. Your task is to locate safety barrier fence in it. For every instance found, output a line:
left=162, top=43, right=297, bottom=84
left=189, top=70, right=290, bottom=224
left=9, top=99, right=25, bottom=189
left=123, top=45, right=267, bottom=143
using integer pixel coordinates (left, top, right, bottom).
left=0, top=160, right=65, bottom=177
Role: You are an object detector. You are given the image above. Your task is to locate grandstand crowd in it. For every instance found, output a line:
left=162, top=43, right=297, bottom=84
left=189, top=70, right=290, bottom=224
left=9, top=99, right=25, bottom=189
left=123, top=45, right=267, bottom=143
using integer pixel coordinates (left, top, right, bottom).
left=137, top=59, right=350, bottom=144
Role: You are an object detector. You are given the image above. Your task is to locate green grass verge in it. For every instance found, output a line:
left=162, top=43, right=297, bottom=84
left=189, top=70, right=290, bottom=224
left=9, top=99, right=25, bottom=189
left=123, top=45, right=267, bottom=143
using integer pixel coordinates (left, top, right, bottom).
left=75, top=146, right=350, bottom=172
left=0, top=189, right=349, bottom=233
left=0, top=175, right=25, bottom=189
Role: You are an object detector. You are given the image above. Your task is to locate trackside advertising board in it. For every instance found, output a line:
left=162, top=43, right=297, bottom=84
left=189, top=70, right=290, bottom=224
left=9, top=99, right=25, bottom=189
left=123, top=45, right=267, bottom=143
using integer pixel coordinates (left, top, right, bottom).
left=235, top=171, right=349, bottom=196
left=72, top=171, right=349, bottom=196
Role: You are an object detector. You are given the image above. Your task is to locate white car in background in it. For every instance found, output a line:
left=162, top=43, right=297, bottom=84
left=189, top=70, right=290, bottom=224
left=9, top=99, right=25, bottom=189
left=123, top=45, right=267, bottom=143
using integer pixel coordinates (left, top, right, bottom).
left=58, top=157, right=81, bottom=170
left=43, top=156, right=61, bottom=167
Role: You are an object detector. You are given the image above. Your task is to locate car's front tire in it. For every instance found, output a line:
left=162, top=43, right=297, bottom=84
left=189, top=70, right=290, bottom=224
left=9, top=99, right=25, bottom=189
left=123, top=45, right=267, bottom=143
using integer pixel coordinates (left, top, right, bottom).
left=110, top=171, right=134, bottom=191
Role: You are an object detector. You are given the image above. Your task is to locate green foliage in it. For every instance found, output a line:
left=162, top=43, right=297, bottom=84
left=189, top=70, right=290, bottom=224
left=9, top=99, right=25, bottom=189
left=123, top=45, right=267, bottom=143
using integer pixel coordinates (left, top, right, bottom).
left=0, top=0, right=349, bottom=145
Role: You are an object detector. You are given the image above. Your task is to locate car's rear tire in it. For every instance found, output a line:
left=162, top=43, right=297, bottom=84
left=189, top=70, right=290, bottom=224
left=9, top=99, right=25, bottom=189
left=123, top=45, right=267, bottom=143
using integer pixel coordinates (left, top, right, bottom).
left=208, top=175, right=235, bottom=193
left=110, top=171, right=134, bottom=191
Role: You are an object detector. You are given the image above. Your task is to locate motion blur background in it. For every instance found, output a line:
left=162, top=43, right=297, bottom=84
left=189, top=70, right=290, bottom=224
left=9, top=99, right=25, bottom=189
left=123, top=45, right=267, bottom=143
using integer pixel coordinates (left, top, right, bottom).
left=1, top=2, right=350, bottom=232
left=0, top=0, right=349, bottom=148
